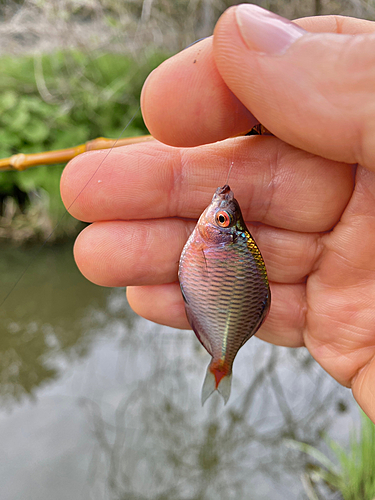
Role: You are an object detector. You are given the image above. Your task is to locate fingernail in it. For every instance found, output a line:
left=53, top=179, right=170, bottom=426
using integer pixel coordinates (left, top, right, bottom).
left=235, top=4, right=306, bottom=55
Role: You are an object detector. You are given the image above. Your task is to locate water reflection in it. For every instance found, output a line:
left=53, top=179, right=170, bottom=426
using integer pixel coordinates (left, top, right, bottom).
left=82, top=330, right=355, bottom=500
left=0, top=243, right=360, bottom=500
left=0, top=242, right=134, bottom=405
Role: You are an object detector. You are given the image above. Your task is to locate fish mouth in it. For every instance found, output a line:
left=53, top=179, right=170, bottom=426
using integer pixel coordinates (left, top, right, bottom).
left=214, top=185, right=234, bottom=202
left=217, top=184, right=231, bottom=196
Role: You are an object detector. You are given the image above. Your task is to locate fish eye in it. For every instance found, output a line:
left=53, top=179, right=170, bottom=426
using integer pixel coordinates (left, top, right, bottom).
left=215, top=210, right=233, bottom=227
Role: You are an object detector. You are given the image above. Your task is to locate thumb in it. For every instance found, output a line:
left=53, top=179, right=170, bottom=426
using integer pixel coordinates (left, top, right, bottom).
left=213, top=5, right=375, bottom=170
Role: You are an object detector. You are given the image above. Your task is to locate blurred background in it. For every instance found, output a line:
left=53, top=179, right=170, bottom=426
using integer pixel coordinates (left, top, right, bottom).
left=0, top=1, right=375, bottom=499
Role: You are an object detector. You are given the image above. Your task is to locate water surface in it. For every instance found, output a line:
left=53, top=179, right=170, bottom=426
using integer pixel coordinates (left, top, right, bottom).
left=0, top=243, right=360, bottom=500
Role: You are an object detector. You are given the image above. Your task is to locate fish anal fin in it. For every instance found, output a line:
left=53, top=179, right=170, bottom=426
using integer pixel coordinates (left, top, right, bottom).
left=183, top=303, right=213, bottom=355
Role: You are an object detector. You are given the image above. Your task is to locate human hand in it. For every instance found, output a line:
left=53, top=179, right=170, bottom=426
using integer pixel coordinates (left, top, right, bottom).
left=61, top=5, right=375, bottom=421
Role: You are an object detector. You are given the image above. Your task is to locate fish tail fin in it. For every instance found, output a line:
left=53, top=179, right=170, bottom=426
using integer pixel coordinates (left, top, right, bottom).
left=201, top=362, right=232, bottom=406
left=201, top=369, right=216, bottom=405
left=217, top=373, right=232, bottom=404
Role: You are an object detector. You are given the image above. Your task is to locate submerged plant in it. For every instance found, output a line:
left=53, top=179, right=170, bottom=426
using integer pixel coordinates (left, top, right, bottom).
left=286, top=411, right=375, bottom=500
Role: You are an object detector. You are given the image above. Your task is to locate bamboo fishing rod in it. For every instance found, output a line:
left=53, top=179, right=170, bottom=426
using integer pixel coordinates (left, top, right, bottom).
left=0, top=125, right=270, bottom=172
left=0, top=135, right=155, bottom=172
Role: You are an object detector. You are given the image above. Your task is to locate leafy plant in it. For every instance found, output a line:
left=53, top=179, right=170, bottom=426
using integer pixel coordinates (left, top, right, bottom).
left=285, top=411, right=375, bottom=500
left=0, top=49, right=169, bottom=242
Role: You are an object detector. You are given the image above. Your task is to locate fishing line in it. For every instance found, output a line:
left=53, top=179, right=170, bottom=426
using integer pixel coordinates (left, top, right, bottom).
left=225, top=160, right=234, bottom=186
left=0, top=106, right=141, bottom=309
left=225, top=135, right=239, bottom=187
left=225, top=103, right=241, bottom=187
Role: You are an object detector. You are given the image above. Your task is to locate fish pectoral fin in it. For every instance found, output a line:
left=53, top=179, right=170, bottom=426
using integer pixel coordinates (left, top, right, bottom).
left=201, top=248, right=208, bottom=272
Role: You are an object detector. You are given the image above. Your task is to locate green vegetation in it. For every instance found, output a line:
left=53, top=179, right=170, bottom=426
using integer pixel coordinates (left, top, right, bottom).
left=286, top=411, right=375, bottom=500
left=3, top=0, right=375, bottom=245
left=0, top=49, right=169, bottom=243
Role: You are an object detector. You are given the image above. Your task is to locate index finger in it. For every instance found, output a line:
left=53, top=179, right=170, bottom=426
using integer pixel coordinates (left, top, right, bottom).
left=141, top=14, right=375, bottom=147
left=141, top=36, right=256, bottom=147
left=60, top=136, right=354, bottom=233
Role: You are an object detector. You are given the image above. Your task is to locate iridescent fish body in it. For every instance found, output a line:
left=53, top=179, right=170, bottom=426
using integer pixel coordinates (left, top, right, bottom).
left=178, top=185, right=270, bottom=404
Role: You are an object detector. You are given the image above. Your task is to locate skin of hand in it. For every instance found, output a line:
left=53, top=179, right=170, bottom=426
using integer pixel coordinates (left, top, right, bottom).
left=61, top=5, right=375, bottom=422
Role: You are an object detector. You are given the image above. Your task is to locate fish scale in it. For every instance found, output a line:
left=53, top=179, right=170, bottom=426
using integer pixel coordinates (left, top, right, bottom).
left=179, top=185, right=270, bottom=404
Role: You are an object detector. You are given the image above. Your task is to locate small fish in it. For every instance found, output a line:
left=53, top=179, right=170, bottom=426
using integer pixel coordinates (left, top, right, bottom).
left=178, top=185, right=270, bottom=405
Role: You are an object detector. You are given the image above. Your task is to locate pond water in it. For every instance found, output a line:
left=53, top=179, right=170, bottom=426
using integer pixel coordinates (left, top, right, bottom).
left=0, top=242, right=360, bottom=500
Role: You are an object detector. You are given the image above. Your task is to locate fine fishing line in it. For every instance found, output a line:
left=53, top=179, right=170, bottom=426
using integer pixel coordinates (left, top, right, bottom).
left=225, top=106, right=240, bottom=186
left=0, top=106, right=141, bottom=309
left=225, top=160, right=234, bottom=186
